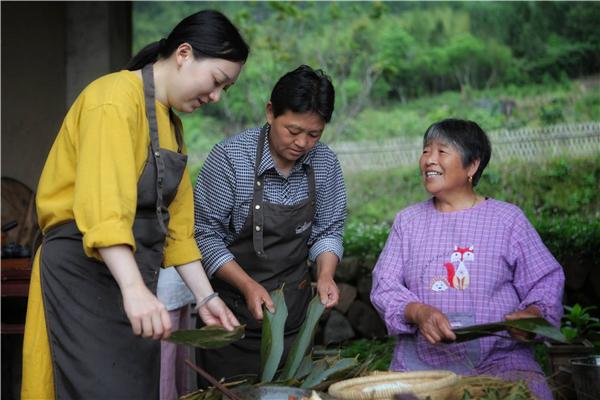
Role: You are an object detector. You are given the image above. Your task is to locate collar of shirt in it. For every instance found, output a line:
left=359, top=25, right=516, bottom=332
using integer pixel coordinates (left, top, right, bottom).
left=255, top=128, right=315, bottom=178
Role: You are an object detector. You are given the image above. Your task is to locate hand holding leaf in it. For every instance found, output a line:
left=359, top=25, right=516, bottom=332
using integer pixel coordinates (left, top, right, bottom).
left=198, top=296, right=240, bottom=331
left=406, top=302, right=456, bottom=344
left=241, top=278, right=275, bottom=321
left=505, top=305, right=542, bottom=341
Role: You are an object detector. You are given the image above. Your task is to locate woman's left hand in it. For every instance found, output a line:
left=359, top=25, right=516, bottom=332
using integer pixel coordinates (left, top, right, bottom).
left=505, top=305, right=542, bottom=341
left=317, top=276, right=339, bottom=308
left=315, top=252, right=340, bottom=308
left=197, top=297, right=240, bottom=331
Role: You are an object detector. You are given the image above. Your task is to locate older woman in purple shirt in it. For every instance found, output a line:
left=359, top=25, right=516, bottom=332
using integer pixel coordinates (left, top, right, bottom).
left=370, top=118, right=564, bottom=399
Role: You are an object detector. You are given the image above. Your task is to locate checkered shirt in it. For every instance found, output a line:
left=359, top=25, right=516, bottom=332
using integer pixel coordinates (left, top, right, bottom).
left=194, top=127, right=347, bottom=278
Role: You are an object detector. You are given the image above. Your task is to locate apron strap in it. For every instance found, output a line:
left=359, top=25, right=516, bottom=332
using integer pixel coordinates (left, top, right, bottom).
left=305, top=164, right=316, bottom=206
left=169, top=109, right=184, bottom=153
left=253, top=123, right=269, bottom=175
left=251, top=124, right=269, bottom=257
left=141, top=63, right=169, bottom=235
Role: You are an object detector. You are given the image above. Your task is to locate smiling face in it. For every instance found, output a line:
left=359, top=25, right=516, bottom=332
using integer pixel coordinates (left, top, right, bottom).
left=167, top=45, right=243, bottom=113
left=419, top=139, right=479, bottom=198
left=266, top=103, right=325, bottom=171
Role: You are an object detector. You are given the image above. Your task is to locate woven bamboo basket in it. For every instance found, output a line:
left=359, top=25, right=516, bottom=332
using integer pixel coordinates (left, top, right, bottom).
left=327, top=370, right=458, bottom=400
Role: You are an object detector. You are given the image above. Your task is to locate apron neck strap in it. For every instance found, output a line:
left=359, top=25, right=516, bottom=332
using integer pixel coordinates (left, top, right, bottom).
left=169, top=109, right=184, bottom=153
left=254, top=123, right=269, bottom=176
left=141, top=63, right=169, bottom=235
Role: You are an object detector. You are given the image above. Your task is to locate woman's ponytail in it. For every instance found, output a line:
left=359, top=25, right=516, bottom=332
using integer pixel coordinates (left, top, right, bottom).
left=125, top=41, right=162, bottom=71
left=125, top=10, right=249, bottom=70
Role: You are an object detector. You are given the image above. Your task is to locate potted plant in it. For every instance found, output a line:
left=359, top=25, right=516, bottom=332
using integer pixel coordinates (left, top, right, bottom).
left=544, top=304, right=600, bottom=400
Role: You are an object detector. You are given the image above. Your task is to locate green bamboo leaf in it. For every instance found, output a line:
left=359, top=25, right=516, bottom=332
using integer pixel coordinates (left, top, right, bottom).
left=300, top=357, right=358, bottom=389
left=279, top=295, right=326, bottom=380
left=452, top=317, right=567, bottom=343
left=294, top=354, right=314, bottom=380
left=260, top=288, right=288, bottom=383
left=299, top=359, right=328, bottom=389
left=503, top=317, right=567, bottom=342
left=165, top=325, right=245, bottom=349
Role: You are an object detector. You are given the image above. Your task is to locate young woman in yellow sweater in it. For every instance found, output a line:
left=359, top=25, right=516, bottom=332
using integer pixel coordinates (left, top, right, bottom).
left=22, top=10, right=249, bottom=399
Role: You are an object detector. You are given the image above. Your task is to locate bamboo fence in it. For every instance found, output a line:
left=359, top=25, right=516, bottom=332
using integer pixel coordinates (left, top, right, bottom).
left=188, top=122, right=600, bottom=173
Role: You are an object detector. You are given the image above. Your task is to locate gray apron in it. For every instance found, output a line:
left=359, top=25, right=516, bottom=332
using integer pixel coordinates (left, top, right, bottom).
left=197, top=124, right=314, bottom=385
left=40, top=63, right=187, bottom=400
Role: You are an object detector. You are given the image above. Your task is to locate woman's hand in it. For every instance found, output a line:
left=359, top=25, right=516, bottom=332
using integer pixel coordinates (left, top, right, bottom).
left=406, top=302, right=456, bottom=344
left=212, top=260, right=274, bottom=321
left=121, top=283, right=172, bottom=340
left=240, top=279, right=275, bottom=321
left=197, top=296, right=240, bottom=331
left=316, top=252, right=340, bottom=308
left=176, top=260, right=240, bottom=330
left=317, top=275, right=339, bottom=308
left=99, top=245, right=172, bottom=340
left=505, top=305, right=542, bottom=341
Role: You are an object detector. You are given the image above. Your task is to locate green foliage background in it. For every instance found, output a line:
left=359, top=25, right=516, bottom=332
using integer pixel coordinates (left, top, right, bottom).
left=133, top=1, right=600, bottom=148
left=133, top=2, right=600, bottom=308
left=343, top=156, right=600, bottom=291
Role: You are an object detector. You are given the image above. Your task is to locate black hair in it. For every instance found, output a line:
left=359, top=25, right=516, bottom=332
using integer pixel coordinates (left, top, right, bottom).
left=126, top=10, right=249, bottom=70
left=423, top=118, right=492, bottom=186
left=270, top=65, right=335, bottom=123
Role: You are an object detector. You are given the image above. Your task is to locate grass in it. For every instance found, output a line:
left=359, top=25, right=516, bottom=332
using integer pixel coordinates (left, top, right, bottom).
left=345, top=155, right=600, bottom=225
left=339, top=337, right=396, bottom=371
left=329, top=79, right=599, bottom=142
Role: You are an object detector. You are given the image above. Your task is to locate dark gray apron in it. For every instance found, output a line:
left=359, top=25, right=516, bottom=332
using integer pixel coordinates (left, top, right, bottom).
left=40, top=64, right=187, bottom=400
left=197, top=124, right=314, bottom=385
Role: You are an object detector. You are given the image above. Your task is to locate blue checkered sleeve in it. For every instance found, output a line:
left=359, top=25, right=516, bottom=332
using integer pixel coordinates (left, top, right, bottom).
left=193, top=143, right=238, bottom=278
left=308, top=150, right=347, bottom=263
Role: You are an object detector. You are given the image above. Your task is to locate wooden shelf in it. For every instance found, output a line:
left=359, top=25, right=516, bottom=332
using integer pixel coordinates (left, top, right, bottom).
left=1, top=323, right=25, bottom=335
left=1, top=257, right=32, bottom=270
left=1, top=257, right=32, bottom=297
left=1, top=257, right=32, bottom=334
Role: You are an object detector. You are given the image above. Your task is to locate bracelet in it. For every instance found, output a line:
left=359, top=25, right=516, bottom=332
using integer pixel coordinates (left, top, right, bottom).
left=194, top=292, right=219, bottom=311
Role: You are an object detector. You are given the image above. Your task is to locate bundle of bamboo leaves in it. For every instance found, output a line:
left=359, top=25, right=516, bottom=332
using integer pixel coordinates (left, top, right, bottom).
left=169, top=290, right=566, bottom=399
left=177, top=288, right=371, bottom=399
left=260, top=289, right=360, bottom=385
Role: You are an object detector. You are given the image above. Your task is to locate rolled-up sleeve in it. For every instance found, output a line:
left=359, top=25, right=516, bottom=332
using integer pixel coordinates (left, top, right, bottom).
left=193, top=144, right=237, bottom=278
left=73, top=104, right=138, bottom=260
left=371, top=214, right=421, bottom=335
left=510, top=211, right=565, bottom=327
left=163, top=166, right=202, bottom=267
left=308, top=153, right=346, bottom=263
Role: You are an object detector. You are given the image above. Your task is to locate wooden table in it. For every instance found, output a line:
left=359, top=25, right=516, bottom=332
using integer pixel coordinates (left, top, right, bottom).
left=1, top=257, right=32, bottom=334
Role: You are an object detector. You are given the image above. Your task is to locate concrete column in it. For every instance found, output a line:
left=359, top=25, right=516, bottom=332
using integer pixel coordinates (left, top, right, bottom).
left=1, top=2, right=131, bottom=190
left=66, top=3, right=131, bottom=107
left=1, top=3, right=67, bottom=190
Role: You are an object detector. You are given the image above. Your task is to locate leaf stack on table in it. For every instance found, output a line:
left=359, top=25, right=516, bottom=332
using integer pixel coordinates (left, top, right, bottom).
left=168, top=291, right=568, bottom=400
left=171, top=288, right=372, bottom=400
